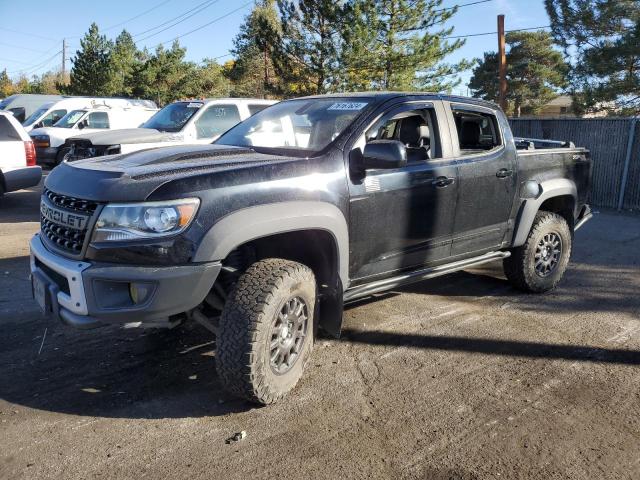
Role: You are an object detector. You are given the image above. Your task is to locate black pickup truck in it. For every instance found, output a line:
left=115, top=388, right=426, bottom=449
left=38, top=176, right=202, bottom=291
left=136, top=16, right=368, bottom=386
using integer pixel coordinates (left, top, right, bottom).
left=30, top=93, right=592, bottom=404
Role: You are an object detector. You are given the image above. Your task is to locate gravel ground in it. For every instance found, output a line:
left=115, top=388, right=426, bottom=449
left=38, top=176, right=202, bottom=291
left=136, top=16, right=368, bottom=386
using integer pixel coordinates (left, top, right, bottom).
left=0, top=180, right=639, bottom=480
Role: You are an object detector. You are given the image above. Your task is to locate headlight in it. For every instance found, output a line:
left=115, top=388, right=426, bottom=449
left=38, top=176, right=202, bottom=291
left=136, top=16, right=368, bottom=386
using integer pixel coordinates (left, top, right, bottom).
left=91, top=198, right=200, bottom=242
left=31, top=135, right=50, bottom=148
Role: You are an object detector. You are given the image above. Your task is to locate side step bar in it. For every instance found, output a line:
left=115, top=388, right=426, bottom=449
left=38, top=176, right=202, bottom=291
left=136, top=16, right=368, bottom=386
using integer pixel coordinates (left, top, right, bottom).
left=343, top=250, right=511, bottom=303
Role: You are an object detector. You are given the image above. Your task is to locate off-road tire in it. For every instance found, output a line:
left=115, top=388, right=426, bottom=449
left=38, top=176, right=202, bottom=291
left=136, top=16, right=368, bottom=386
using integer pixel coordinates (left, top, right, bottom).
left=504, top=211, right=572, bottom=293
left=216, top=258, right=316, bottom=404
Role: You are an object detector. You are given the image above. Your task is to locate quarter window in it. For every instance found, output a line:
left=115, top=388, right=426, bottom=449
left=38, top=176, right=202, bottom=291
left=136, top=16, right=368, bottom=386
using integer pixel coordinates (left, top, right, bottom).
left=0, top=116, right=20, bottom=141
left=86, top=111, right=110, bottom=129
left=452, top=108, right=501, bottom=155
left=195, top=105, right=241, bottom=139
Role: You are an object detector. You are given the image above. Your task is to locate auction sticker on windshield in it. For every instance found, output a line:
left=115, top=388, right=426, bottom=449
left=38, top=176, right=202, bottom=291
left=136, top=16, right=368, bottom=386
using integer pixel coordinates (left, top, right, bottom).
left=327, top=102, right=368, bottom=111
left=187, top=102, right=204, bottom=108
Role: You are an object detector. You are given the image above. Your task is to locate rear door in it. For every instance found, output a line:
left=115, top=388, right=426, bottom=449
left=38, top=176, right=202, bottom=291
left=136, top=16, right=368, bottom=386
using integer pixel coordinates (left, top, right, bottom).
left=445, top=102, right=517, bottom=256
left=347, top=100, right=458, bottom=283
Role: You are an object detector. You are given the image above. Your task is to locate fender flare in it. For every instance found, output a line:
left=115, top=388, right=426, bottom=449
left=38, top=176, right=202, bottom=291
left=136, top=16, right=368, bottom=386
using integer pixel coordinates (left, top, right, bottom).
left=512, top=178, right=577, bottom=247
left=193, top=201, right=350, bottom=289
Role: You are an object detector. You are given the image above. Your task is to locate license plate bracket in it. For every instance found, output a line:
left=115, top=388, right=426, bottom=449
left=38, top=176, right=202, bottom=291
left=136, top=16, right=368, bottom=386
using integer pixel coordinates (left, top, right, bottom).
left=32, top=271, right=51, bottom=315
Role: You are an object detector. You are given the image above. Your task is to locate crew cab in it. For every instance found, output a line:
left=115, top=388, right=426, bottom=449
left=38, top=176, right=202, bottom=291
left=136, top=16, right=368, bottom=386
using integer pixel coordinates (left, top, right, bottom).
left=29, top=99, right=158, bottom=165
left=0, top=111, right=41, bottom=196
left=63, top=98, right=276, bottom=160
left=30, top=93, right=592, bottom=404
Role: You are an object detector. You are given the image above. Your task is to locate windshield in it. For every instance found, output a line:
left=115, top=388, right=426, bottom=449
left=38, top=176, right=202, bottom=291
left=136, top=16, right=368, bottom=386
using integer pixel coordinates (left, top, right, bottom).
left=215, top=98, right=372, bottom=156
left=23, top=106, right=50, bottom=126
left=55, top=110, right=87, bottom=128
left=142, top=101, right=203, bottom=132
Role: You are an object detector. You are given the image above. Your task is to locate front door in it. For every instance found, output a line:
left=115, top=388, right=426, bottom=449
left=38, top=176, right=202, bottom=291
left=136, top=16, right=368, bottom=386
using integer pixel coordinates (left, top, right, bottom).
left=347, top=102, right=458, bottom=284
left=446, top=103, right=517, bottom=256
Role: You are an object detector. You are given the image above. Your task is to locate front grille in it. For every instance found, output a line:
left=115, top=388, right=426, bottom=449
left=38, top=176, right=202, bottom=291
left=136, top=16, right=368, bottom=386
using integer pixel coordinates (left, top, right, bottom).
left=41, top=188, right=99, bottom=255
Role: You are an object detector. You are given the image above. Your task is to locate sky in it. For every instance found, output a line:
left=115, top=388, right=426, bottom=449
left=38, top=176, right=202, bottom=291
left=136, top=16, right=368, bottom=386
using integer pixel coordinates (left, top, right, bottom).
left=0, top=0, right=551, bottom=92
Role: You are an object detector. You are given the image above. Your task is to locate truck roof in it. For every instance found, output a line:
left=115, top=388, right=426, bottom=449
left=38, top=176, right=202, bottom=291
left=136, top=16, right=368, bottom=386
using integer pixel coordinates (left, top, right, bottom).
left=295, top=91, right=500, bottom=111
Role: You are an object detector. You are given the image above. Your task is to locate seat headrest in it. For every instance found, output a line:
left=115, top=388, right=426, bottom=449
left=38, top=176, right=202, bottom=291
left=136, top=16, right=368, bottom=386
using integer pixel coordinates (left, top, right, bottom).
left=399, top=116, right=424, bottom=147
left=460, top=121, right=481, bottom=148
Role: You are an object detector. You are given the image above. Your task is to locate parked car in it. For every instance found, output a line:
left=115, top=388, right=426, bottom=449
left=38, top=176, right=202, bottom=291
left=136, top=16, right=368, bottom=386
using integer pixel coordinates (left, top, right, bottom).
left=29, top=100, right=158, bottom=165
left=64, top=98, right=276, bottom=160
left=30, top=93, right=592, bottom=404
left=0, top=112, right=42, bottom=196
left=22, top=97, right=157, bottom=133
left=0, top=94, right=64, bottom=123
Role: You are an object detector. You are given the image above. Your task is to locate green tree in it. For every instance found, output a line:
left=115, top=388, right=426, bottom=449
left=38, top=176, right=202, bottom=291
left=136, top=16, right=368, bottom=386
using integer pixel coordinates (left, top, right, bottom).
left=66, top=23, right=113, bottom=95
left=340, top=0, right=471, bottom=92
left=108, top=30, right=139, bottom=96
left=469, top=31, right=568, bottom=116
left=227, top=0, right=282, bottom=98
left=545, top=0, right=640, bottom=115
left=193, top=59, right=231, bottom=98
left=0, top=69, right=13, bottom=97
left=274, top=0, right=348, bottom=95
left=29, top=71, right=63, bottom=94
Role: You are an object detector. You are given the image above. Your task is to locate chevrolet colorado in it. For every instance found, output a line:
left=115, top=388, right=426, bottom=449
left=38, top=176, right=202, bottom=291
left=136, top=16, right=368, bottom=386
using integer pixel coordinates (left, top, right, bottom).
left=30, top=93, right=592, bottom=404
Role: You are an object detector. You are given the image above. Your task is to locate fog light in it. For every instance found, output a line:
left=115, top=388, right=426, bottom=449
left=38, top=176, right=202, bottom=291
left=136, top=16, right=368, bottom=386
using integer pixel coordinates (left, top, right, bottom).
left=129, top=282, right=153, bottom=304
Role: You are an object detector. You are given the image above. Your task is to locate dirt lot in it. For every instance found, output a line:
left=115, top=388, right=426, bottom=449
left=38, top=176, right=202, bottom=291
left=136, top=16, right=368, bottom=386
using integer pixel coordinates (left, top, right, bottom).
left=0, top=179, right=639, bottom=480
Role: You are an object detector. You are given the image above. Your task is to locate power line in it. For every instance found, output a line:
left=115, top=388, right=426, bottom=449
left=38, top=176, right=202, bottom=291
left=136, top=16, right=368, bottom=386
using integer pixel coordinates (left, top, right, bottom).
left=6, top=50, right=62, bottom=75
left=103, top=0, right=175, bottom=32
left=133, top=0, right=220, bottom=40
left=0, top=27, right=57, bottom=43
left=158, top=1, right=253, bottom=46
left=436, top=0, right=493, bottom=12
left=0, top=42, right=52, bottom=54
left=443, top=25, right=551, bottom=40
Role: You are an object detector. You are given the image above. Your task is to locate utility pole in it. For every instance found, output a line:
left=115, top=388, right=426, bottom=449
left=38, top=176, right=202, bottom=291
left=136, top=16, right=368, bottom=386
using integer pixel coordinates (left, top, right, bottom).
left=497, top=15, right=507, bottom=112
left=62, top=38, right=67, bottom=80
left=263, top=43, right=268, bottom=100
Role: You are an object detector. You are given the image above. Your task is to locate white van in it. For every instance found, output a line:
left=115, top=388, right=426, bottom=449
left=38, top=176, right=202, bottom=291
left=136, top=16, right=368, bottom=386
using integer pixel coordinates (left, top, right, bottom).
left=0, top=94, right=64, bottom=123
left=65, top=98, right=276, bottom=161
left=29, top=99, right=158, bottom=164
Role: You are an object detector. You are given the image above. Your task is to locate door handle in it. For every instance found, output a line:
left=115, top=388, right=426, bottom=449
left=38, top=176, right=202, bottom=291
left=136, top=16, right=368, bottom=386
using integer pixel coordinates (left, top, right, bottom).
left=432, top=176, right=455, bottom=188
left=496, top=168, right=513, bottom=178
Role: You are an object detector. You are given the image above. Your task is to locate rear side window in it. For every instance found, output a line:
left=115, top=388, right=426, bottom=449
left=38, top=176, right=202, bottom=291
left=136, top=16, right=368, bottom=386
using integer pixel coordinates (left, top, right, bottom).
left=86, top=111, right=110, bottom=129
left=194, top=105, right=241, bottom=139
left=8, top=107, right=25, bottom=123
left=248, top=104, right=268, bottom=116
left=0, top=116, right=21, bottom=141
left=452, top=108, right=502, bottom=155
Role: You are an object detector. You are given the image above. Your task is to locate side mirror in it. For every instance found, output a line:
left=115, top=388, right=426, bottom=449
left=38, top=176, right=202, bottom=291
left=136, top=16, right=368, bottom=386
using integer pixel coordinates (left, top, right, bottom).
left=361, top=140, right=407, bottom=170
left=77, top=120, right=86, bottom=130
left=34, top=121, right=44, bottom=129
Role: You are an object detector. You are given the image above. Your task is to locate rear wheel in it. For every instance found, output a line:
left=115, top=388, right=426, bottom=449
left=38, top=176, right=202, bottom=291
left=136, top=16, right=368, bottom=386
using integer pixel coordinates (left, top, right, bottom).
left=503, top=211, right=572, bottom=293
left=216, top=258, right=316, bottom=404
left=55, top=147, right=71, bottom=165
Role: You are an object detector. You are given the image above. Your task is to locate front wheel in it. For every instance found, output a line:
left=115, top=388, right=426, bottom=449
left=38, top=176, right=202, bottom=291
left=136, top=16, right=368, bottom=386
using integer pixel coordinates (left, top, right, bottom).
left=503, top=211, right=572, bottom=293
left=216, top=258, right=316, bottom=404
left=55, top=147, right=71, bottom=165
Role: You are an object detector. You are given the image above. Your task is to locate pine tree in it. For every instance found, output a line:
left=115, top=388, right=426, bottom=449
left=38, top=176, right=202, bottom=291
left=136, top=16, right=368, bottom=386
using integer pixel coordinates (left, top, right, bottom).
left=545, top=0, right=640, bottom=114
left=340, top=0, right=471, bottom=92
left=273, top=0, right=348, bottom=95
left=227, top=0, right=281, bottom=98
left=469, top=31, right=568, bottom=116
left=109, top=30, right=139, bottom=96
left=0, top=69, right=13, bottom=97
left=66, top=23, right=113, bottom=96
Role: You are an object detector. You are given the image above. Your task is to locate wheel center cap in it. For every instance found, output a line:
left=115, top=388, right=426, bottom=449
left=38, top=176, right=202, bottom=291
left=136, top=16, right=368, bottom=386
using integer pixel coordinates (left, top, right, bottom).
left=280, top=325, right=289, bottom=340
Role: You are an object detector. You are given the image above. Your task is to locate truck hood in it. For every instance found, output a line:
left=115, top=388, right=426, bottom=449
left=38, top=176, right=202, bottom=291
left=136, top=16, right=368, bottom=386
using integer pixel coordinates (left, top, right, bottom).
left=67, top=128, right=183, bottom=145
left=45, top=144, right=301, bottom=202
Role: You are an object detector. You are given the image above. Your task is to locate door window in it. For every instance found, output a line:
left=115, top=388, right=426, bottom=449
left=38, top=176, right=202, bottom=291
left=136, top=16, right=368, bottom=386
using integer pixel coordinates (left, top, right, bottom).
left=451, top=108, right=501, bottom=155
left=364, top=108, right=438, bottom=162
left=85, top=111, right=110, bottom=129
left=195, top=105, right=241, bottom=139
left=248, top=104, right=269, bottom=116
left=45, top=109, right=67, bottom=126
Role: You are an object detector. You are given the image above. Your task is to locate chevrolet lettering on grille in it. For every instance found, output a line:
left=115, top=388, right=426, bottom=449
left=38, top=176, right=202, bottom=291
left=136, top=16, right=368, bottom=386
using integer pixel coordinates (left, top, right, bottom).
left=40, top=201, right=89, bottom=230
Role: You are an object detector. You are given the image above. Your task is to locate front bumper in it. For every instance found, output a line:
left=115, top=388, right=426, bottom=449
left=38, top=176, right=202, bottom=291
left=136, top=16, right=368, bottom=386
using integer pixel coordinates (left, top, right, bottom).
left=30, top=234, right=221, bottom=328
left=2, top=166, right=42, bottom=192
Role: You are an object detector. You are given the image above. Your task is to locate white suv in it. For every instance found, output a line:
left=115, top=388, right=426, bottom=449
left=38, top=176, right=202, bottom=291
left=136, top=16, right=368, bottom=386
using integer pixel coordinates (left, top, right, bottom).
left=0, top=112, right=42, bottom=196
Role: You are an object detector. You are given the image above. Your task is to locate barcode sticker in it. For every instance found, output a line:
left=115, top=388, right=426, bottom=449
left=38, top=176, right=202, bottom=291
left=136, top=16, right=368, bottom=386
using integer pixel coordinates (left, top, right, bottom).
left=327, top=102, right=368, bottom=111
